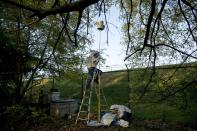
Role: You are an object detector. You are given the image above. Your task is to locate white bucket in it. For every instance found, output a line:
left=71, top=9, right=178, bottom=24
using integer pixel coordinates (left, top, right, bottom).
left=96, top=20, right=105, bottom=30
left=51, top=92, right=60, bottom=101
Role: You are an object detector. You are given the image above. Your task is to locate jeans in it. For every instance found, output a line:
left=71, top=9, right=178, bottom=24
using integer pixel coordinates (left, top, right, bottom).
left=86, top=67, right=102, bottom=89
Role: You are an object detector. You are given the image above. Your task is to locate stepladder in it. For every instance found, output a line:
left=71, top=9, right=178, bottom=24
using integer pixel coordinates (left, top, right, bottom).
left=75, top=68, right=108, bottom=124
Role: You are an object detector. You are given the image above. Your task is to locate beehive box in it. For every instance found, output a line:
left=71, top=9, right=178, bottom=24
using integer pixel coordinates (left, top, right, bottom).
left=50, top=99, right=78, bottom=117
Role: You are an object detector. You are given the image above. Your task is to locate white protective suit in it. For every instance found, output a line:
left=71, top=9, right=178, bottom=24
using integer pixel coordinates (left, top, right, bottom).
left=86, top=51, right=100, bottom=68
left=85, top=51, right=101, bottom=89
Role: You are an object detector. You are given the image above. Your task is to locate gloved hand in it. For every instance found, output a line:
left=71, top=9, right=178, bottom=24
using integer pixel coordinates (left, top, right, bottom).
left=116, top=119, right=129, bottom=127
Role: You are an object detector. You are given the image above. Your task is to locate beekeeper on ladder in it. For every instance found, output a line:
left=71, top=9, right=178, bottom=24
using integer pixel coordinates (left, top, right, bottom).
left=85, top=20, right=104, bottom=89
left=85, top=50, right=102, bottom=89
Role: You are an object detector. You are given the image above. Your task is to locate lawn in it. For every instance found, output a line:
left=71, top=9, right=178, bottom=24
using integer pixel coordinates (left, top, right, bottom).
left=31, top=62, right=197, bottom=129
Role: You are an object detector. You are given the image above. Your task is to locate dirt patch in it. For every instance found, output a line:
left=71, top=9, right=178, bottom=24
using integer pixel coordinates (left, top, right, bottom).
left=30, top=114, right=197, bottom=131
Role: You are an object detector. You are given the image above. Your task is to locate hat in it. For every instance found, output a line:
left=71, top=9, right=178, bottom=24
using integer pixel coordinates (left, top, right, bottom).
left=90, top=50, right=100, bottom=57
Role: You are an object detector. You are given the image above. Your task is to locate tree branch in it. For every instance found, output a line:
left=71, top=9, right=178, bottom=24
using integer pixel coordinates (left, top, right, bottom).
left=142, top=0, right=156, bottom=50
left=178, top=0, right=197, bottom=45
left=181, top=0, right=197, bottom=11
left=124, top=48, right=143, bottom=61
left=181, top=0, right=197, bottom=22
left=0, top=0, right=100, bottom=20
left=156, top=43, right=197, bottom=59
left=137, top=63, right=156, bottom=102
left=150, top=0, right=168, bottom=44
left=74, top=10, right=83, bottom=47
left=120, top=0, right=132, bottom=55
left=0, top=0, right=41, bottom=13
left=52, top=0, right=60, bottom=8
left=22, top=26, right=52, bottom=97
left=156, top=79, right=197, bottom=103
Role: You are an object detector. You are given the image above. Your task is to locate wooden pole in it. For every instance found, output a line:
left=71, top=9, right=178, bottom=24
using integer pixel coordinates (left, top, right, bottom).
left=97, top=74, right=101, bottom=122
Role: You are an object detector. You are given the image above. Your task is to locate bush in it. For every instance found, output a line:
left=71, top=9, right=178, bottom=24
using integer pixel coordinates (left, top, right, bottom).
left=0, top=105, right=52, bottom=131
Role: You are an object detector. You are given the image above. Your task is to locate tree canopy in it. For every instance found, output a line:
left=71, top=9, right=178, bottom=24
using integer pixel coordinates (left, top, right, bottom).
left=0, top=0, right=196, bottom=104
left=121, top=0, right=196, bottom=68
left=1, top=0, right=196, bottom=63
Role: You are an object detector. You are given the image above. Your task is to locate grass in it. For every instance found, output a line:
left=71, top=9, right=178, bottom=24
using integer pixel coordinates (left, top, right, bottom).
left=101, top=62, right=197, bottom=125
left=32, top=62, right=197, bottom=126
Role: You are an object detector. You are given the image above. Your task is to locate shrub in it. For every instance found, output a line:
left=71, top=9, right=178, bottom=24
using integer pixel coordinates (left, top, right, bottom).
left=0, top=105, right=52, bottom=131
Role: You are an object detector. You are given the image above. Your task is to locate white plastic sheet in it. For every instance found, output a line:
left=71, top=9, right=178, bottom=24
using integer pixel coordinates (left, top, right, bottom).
left=117, top=119, right=129, bottom=127
left=87, top=120, right=103, bottom=127
left=101, top=112, right=116, bottom=126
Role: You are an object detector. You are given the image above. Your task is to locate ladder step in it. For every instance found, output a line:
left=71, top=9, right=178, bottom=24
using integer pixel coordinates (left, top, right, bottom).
left=79, top=110, right=89, bottom=113
left=101, top=110, right=109, bottom=112
left=83, top=96, right=90, bottom=99
left=79, top=118, right=88, bottom=121
left=80, top=101, right=88, bottom=105
left=83, top=103, right=89, bottom=106
left=79, top=103, right=89, bottom=106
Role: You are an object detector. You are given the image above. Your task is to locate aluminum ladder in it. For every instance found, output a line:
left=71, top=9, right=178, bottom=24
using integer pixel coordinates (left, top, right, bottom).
left=75, top=70, right=108, bottom=124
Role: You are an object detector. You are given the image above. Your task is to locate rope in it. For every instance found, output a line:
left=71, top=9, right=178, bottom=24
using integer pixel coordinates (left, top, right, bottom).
left=98, top=30, right=101, bottom=69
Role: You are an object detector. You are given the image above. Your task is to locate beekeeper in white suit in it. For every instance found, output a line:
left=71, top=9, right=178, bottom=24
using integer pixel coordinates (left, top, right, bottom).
left=110, top=104, right=132, bottom=127
left=85, top=50, right=102, bottom=89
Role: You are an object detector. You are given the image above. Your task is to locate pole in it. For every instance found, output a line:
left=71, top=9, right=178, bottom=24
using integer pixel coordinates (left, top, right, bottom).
left=97, top=30, right=101, bottom=122
left=98, top=30, right=101, bottom=69
left=96, top=20, right=104, bottom=123
left=97, top=73, right=101, bottom=122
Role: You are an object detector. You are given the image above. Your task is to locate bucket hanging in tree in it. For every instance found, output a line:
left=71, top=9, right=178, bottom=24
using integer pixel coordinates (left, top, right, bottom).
left=96, top=20, right=105, bottom=31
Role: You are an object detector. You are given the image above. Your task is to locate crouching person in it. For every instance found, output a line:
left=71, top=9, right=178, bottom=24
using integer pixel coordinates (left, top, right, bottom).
left=110, top=104, right=132, bottom=127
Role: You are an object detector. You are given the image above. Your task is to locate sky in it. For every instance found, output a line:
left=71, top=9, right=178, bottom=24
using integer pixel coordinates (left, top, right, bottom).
left=88, top=5, right=126, bottom=71
left=87, top=4, right=197, bottom=72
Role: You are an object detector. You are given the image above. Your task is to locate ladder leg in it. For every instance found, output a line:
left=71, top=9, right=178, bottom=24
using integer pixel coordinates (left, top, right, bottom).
left=95, top=73, right=108, bottom=113
left=87, top=71, right=96, bottom=121
left=87, top=88, right=92, bottom=121
left=75, top=87, right=87, bottom=124
left=75, top=71, right=96, bottom=124
left=75, top=69, right=109, bottom=124
left=100, top=77, right=108, bottom=108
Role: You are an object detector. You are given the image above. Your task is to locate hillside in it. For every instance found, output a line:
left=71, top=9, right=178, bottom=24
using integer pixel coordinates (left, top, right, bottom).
left=38, top=62, right=197, bottom=125
left=101, top=62, right=197, bottom=125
